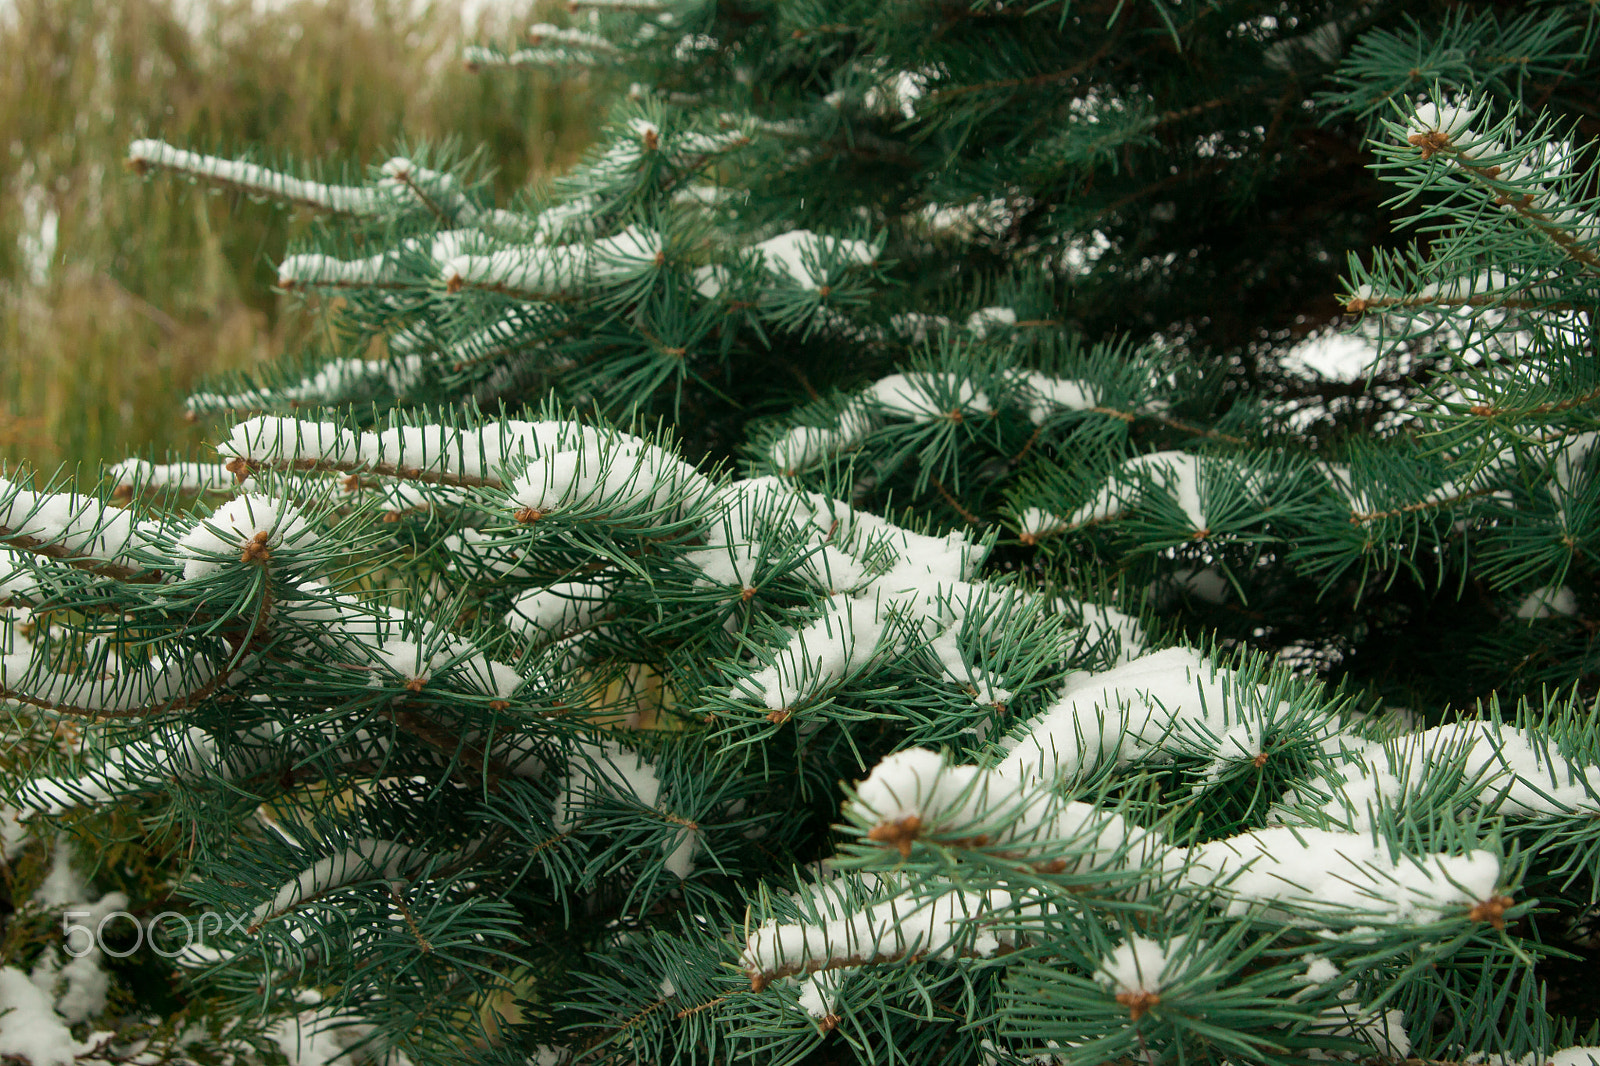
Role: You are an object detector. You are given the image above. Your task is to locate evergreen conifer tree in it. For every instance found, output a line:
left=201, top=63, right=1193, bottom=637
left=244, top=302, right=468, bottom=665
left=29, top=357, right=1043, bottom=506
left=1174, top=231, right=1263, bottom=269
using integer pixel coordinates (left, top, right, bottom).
left=3, top=1, right=1600, bottom=1063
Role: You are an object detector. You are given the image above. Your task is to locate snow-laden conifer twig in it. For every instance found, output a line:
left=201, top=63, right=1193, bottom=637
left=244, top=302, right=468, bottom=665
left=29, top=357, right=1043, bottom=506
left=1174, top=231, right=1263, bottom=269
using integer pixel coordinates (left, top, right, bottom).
left=565, top=0, right=664, bottom=11
left=766, top=402, right=875, bottom=474
left=504, top=581, right=614, bottom=644
left=379, top=159, right=480, bottom=225
left=14, top=723, right=282, bottom=815
left=185, top=354, right=427, bottom=412
left=529, top=197, right=599, bottom=244
left=752, top=230, right=877, bottom=290
left=1394, top=98, right=1600, bottom=275
left=175, top=494, right=314, bottom=581
left=1067, top=451, right=1212, bottom=535
left=740, top=878, right=1026, bottom=990
left=552, top=739, right=701, bottom=878
left=1342, top=268, right=1573, bottom=315
left=280, top=576, right=520, bottom=705
left=0, top=645, right=223, bottom=719
left=278, top=230, right=480, bottom=291
left=705, top=479, right=1019, bottom=718
left=764, top=364, right=1107, bottom=476
left=1284, top=718, right=1600, bottom=826
left=837, top=646, right=1518, bottom=930
left=108, top=459, right=234, bottom=498
left=526, top=23, right=620, bottom=55
left=276, top=252, right=408, bottom=291
left=1165, top=827, right=1504, bottom=927
left=441, top=226, right=665, bottom=298
left=849, top=748, right=1159, bottom=871
left=503, top=425, right=715, bottom=520
left=246, top=839, right=429, bottom=932
left=1094, top=934, right=1204, bottom=1021
left=0, top=478, right=160, bottom=580
left=862, top=372, right=991, bottom=422
left=0, top=495, right=316, bottom=718
left=126, top=140, right=385, bottom=216
left=464, top=46, right=602, bottom=72
left=214, top=415, right=543, bottom=488
left=441, top=309, right=544, bottom=368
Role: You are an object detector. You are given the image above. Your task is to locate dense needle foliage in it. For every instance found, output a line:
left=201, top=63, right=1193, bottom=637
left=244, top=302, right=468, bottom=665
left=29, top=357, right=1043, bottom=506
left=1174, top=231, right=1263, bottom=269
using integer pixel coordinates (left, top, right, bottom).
left=3, top=2, right=1600, bottom=1065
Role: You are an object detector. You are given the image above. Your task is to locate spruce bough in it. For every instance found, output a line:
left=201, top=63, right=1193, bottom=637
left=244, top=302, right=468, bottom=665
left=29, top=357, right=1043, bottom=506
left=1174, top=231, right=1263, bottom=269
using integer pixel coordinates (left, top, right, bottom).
left=3, top=2, right=1600, bottom=1064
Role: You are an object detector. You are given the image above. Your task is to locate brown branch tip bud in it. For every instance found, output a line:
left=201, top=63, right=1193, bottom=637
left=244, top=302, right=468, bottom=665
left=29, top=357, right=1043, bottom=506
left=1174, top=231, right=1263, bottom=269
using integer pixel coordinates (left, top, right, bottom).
left=1469, top=894, right=1515, bottom=930
left=239, top=531, right=273, bottom=565
left=1117, top=990, right=1160, bottom=1021
left=1407, top=130, right=1453, bottom=159
left=866, top=815, right=924, bottom=859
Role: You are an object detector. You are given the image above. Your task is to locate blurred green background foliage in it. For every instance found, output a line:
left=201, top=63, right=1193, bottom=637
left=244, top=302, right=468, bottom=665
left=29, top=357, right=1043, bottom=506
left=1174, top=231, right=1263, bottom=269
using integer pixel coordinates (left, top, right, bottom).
left=0, top=0, right=597, bottom=475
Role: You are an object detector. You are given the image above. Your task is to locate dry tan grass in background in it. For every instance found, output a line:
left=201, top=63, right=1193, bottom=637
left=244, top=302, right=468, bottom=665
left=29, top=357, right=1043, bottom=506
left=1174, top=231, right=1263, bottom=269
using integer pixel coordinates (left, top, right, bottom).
left=0, top=0, right=597, bottom=478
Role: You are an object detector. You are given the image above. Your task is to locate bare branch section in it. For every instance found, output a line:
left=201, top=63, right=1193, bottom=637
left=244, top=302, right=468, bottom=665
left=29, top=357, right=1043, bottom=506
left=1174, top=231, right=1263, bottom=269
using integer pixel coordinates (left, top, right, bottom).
left=1349, top=485, right=1496, bottom=525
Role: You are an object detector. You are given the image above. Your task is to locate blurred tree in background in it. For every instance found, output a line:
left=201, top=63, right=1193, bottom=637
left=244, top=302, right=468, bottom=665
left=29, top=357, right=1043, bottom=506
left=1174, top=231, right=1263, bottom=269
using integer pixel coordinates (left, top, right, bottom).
left=0, top=0, right=597, bottom=471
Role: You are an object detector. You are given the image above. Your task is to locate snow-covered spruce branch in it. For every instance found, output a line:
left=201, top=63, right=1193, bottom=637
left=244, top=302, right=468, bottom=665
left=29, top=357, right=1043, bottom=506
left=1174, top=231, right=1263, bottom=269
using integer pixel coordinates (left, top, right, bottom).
left=692, top=230, right=879, bottom=305
left=463, top=45, right=603, bottom=73
left=108, top=460, right=235, bottom=498
left=0, top=647, right=226, bottom=720
left=185, top=354, right=430, bottom=413
left=565, top=0, right=665, bottom=11
left=699, top=484, right=1042, bottom=723
left=0, top=494, right=317, bottom=717
left=276, top=230, right=484, bottom=291
left=741, top=878, right=1028, bottom=990
left=526, top=23, right=620, bottom=56
left=1285, top=715, right=1600, bottom=826
left=552, top=739, right=701, bottom=878
left=1396, top=101, right=1600, bottom=274
left=0, top=478, right=161, bottom=581
left=214, top=416, right=519, bottom=489
left=246, top=839, right=439, bottom=932
left=275, top=253, right=413, bottom=292
left=735, top=647, right=1539, bottom=1001
left=1014, top=446, right=1512, bottom=545
left=1342, top=272, right=1578, bottom=315
left=127, top=140, right=387, bottom=216
left=14, top=723, right=279, bottom=815
left=377, top=159, right=482, bottom=226
left=762, top=363, right=1105, bottom=476
left=440, top=226, right=664, bottom=298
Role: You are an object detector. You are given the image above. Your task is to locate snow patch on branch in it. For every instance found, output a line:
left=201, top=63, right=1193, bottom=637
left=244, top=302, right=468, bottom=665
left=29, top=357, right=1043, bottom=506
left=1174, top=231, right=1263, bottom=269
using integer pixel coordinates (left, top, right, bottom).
left=1167, top=827, right=1501, bottom=925
left=753, top=230, right=875, bottom=290
left=1069, top=451, right=1210, bottom=533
